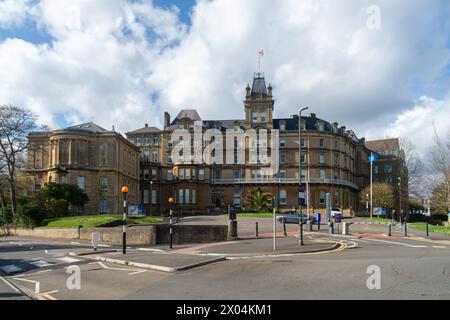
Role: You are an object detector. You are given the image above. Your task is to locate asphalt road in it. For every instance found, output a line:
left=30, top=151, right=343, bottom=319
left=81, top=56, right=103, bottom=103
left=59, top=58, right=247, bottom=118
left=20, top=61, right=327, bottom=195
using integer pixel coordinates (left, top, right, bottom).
left=0, top=220, right=449, bottom=300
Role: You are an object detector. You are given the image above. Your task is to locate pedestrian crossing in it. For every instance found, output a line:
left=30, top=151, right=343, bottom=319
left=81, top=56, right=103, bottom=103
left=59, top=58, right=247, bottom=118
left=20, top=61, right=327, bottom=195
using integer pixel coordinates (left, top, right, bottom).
left=0, top=255, right=84, bottom=275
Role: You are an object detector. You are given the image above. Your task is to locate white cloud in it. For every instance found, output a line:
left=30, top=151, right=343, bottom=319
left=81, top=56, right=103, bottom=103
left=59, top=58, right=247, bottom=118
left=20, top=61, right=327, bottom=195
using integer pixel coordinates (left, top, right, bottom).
left=0, top=0, right=448, bottom=154
left=0, top=0, right=31, bottom=28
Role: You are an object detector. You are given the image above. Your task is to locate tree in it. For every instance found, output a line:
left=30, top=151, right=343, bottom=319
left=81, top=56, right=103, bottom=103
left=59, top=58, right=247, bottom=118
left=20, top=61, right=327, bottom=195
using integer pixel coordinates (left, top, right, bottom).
left=245, top=189, right=272, bottom=212
left=399, top=137, right=424, bottom=197
left=360, top=183, right=395, bottom=210
left=40, top=183, right=89, bottom=216
left=428, top=124, right=450, bottom=218
left=0, top=106, right=40, bottom=218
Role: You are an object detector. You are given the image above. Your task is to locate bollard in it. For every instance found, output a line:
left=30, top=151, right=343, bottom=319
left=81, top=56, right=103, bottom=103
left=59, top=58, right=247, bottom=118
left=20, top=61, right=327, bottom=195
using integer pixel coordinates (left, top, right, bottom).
left=256, top=222, right=259, bottom=238
left=283, top=220, right=287, bottom=237
left=318, top=222, right=321, bottom=231
left=388, top=224, right=392, bottom=237
left=328, top=222, right=334, bottom=234
left=426, top=222, right=429, bottom=237
left=299, top=222, right=304, bottom=246
left=404, top=222, right=408, bottom=237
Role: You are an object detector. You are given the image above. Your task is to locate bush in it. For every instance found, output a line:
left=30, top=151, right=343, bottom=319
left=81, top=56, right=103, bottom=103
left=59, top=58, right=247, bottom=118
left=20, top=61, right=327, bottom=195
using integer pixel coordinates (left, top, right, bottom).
left=15, top=204, right=46, bottom=228
left=0, top=205, right=13, bottom=226
left=47, top=199, right=70, bottom=218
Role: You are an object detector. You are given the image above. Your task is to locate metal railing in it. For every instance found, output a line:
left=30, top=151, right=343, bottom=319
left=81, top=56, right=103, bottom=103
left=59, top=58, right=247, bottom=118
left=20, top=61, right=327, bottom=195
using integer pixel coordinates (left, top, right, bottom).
left=211, top=177, right=359, bottom=190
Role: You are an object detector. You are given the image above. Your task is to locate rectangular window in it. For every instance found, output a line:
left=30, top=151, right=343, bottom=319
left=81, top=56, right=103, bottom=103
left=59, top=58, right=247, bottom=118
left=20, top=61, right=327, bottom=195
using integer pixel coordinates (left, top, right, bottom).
left=100, top=199, right=108, bottom=213
left=143, top=169, right=149, bottom=180
left=252, top=112, right=258, bottom=123
left=167, top=155, right=172, bottom=164
left=192, top=189, right=196, bottom=204
left=301, top=138, right=305, bottom=147
left=60, top=176, right=68, bottom=184
left=100, top=177, right=108, bottom=190
left=301, top=154, right=305, bottom=164
left=280, top=153, right=286, bottom=164
left=374, top=165, right=379, bottom=174
left=143, top=150, right=149, bottom=163
left=152, top=190, right=157, bottom=204
left=301, top=170, right=306, bottom=178
left=34, top=178, right=41, bottom=190
left=320, top=191, right=325, bottom=204
left=152, top=136, right=158, bottom=145
left=144, top=137, right=150, bottom=146
left=167, top=170, right=173, bottom=181
left=179, top=168, right=184, bottom=179
left=192, top=168, right=196, bottom=179
left=319, top=154, right=325, bottom=164
left=261, top=112, right=266, bottom=122
left=135, top=137, right=141, bottom=146
left=319, top=139, right=324, bottom=148
left=77, top=177, right=85, bottom=190
left=320, top=170, right=326, bottom=180
left=280, top=140, right=286, bottom=147
left=179, top=189, right=184, bottom=204
left=280, top=123, right=286, bottom=131
left=199, top=169, right=205, bottom=180
left=384, top=164, right=393, bottom=173
left=185, top=168, right=191, bottom=179
left=151, top=169, right=157, bottom=180
left=152, top=151, right=158, bottom=163
left=234, top=170, right=241, bottom=180
left=143, top=189, right=149, bottom=204
left=185, top=189, right=190, bottom=204
left=279, top=170, right=287, bottom=180
left=279, top=190, right=287, bottom=205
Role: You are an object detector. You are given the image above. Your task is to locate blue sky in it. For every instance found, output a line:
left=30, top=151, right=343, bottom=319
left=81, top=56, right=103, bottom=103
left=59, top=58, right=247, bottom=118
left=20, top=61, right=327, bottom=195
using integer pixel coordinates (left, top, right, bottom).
left=0, top=0, right=449, bottom=156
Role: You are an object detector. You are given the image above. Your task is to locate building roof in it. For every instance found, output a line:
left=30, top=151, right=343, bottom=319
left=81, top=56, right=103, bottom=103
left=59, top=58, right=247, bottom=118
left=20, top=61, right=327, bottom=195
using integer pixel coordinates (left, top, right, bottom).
left=171, top=109, right=202, bottom=125
left=365, top=138, right=400, bottom=157
left=250, top=73, right=268, bottom=98
left=127, top=124, right=161, bottom=135
left=64, top=122, right=109, bottom=133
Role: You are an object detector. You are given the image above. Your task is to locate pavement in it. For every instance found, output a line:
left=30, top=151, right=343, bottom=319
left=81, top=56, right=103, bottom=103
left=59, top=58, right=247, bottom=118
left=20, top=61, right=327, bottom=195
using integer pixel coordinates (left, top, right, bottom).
left=0, top=216, right=449, bottom=300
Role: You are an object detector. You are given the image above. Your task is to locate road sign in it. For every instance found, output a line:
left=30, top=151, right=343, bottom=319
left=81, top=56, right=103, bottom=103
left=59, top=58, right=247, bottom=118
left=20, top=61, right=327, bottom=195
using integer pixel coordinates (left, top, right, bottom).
left=374, top=207, right=386, bottom=216
left=298, top=185, right=305, bottom=206
left=368, top=152, right=378, bottom=162
left=92, top=232, right=100, bottom=251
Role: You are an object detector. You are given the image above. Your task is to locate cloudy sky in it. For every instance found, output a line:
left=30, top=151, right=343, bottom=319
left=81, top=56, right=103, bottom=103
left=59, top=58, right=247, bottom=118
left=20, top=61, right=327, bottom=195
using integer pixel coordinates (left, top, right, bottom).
left=0, top=0, right=449, bottom=158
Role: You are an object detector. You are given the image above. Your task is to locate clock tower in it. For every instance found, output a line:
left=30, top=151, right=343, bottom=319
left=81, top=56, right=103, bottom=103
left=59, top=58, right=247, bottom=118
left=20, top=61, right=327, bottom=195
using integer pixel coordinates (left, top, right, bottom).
left=244, top=73, right=274, bottom=129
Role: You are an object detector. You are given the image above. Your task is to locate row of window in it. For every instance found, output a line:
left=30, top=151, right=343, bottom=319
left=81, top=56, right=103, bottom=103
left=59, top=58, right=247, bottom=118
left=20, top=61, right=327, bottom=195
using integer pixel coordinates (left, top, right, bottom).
left=373, top=164, right=393, bottom=174
left=134, top=136, right=159, bottom=146
left=278, top=190, right=340, bottom=205
left=176, top=189, right=197, bottom=204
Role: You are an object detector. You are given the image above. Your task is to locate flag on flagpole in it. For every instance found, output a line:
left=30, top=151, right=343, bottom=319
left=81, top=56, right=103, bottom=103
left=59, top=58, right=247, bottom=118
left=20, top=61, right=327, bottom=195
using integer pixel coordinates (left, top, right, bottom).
left=259, top=50, right=264, bottom=57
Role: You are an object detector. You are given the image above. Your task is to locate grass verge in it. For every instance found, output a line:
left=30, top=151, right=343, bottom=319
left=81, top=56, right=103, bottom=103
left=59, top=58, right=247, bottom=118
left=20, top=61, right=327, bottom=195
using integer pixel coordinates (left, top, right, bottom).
left=409, top=222, right=450, bottom=236
left=40, top=214, right=163, bottom=228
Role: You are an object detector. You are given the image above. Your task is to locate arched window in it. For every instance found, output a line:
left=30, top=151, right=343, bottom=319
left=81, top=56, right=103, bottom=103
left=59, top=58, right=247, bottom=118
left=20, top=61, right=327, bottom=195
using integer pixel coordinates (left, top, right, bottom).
left=279, top=190, right=287, bottom=205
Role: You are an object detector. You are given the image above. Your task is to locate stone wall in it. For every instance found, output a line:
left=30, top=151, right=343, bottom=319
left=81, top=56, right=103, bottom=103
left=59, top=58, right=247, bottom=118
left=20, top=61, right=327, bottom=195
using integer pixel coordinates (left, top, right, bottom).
left=5, top=224, right=228, bottom=245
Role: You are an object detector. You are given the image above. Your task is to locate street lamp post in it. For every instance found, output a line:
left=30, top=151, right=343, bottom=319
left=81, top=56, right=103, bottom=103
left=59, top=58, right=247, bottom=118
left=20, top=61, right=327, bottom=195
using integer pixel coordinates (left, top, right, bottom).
left=370, top=153, right=373, bottom=220
left=298, top=107, right=308, bottom=246
left=121, top=186, right=129, bottom=254
left=398, top=176, right=402, bottom=221
left=150, top=180, right=153, bottom=216
left=168, top=197, right=175, bottom=249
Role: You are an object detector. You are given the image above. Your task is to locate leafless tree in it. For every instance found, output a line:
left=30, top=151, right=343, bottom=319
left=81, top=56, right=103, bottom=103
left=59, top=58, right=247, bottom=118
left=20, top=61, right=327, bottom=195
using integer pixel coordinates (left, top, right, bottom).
left=428, top=123, right=450, bottom=216
left=399, top=136, right=424, bottom=197
left=0, top=105, right=39, bottom=218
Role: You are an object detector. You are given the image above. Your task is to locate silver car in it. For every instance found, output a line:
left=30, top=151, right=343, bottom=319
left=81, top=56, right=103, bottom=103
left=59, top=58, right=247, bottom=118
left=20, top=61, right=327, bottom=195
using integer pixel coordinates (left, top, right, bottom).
left=276, top=211, right=314, bottom=224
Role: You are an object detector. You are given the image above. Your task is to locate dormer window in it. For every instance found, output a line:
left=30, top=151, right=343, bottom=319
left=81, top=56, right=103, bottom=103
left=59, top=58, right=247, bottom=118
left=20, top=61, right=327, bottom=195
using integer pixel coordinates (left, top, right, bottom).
left=280, top=123, right=286, bottom=131
left=178, top=123, right=184, bottom=129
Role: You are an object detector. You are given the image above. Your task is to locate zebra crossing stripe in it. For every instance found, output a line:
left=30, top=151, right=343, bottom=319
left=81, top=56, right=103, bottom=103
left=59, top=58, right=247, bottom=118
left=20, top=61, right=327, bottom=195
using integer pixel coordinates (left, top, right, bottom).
left=30, top=260, right=54, bottom=268
left=0, top=264, right=24, bottom=274
left=56, top=257, right=81, bottom=264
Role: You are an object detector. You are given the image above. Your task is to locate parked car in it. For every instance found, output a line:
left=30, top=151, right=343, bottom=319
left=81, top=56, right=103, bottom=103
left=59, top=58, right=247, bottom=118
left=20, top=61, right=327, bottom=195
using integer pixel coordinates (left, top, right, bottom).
left=276, top=211, right=316, bottom=224
left=330, top=208, right=342, bottom=218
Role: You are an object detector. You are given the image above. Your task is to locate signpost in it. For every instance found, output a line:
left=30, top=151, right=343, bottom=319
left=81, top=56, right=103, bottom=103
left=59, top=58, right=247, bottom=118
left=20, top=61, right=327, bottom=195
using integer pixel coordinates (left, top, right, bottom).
left=168, top=197, right=175, bottom=249
left=272, top=197, right=276, bottom=251
left=121, top=186, right=128, bottom=254
left=368, top=152, right=377, bottom=220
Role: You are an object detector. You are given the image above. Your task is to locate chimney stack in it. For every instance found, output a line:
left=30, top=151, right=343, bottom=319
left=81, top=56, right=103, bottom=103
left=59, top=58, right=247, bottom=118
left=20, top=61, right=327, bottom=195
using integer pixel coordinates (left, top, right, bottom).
left=310, top=113, right=316, bottom=118
left=145, top=123, right=148, bottom=128
left=164, top=112, right=171, bottom=130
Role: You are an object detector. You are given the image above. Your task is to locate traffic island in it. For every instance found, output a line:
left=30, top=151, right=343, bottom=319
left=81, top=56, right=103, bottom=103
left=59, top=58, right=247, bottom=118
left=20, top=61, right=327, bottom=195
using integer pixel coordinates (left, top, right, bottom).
left=179, top=236, right=344, bottom=258
left=76, top=250, right=227, bottom=273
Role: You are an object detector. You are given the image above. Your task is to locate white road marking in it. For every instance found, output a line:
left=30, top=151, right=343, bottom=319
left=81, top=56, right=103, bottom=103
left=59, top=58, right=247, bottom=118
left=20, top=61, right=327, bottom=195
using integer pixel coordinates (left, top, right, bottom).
left=70, top=242, right=81, bottom=245
left=365, top=238, right=429, bottom=248
left=13, top=277, right=40, bottom=294
left=30, top=260, right=54, bottom=268
left=56, top=257, right=81, bottom=264
left=44, top=250, right=64, bottom=256
left=137, top=248, right=165, bottom=252
left=432, top=246, right=446, bottom=249
left=0, top=276, right=20, bottom=293
left=0, top=264, right=24, bottom=274
left=95, top=261, right=146, bottom=275
left=98, top=244, right=112, bottom=248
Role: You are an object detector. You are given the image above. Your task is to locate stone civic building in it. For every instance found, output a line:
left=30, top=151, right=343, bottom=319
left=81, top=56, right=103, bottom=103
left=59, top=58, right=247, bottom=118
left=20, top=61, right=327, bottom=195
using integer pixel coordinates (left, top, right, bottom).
left=27, top=73, right=407, bottom=216
left=127, top=73, right=399, bottom=216
left=27, top=122, right=140, bottom=214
